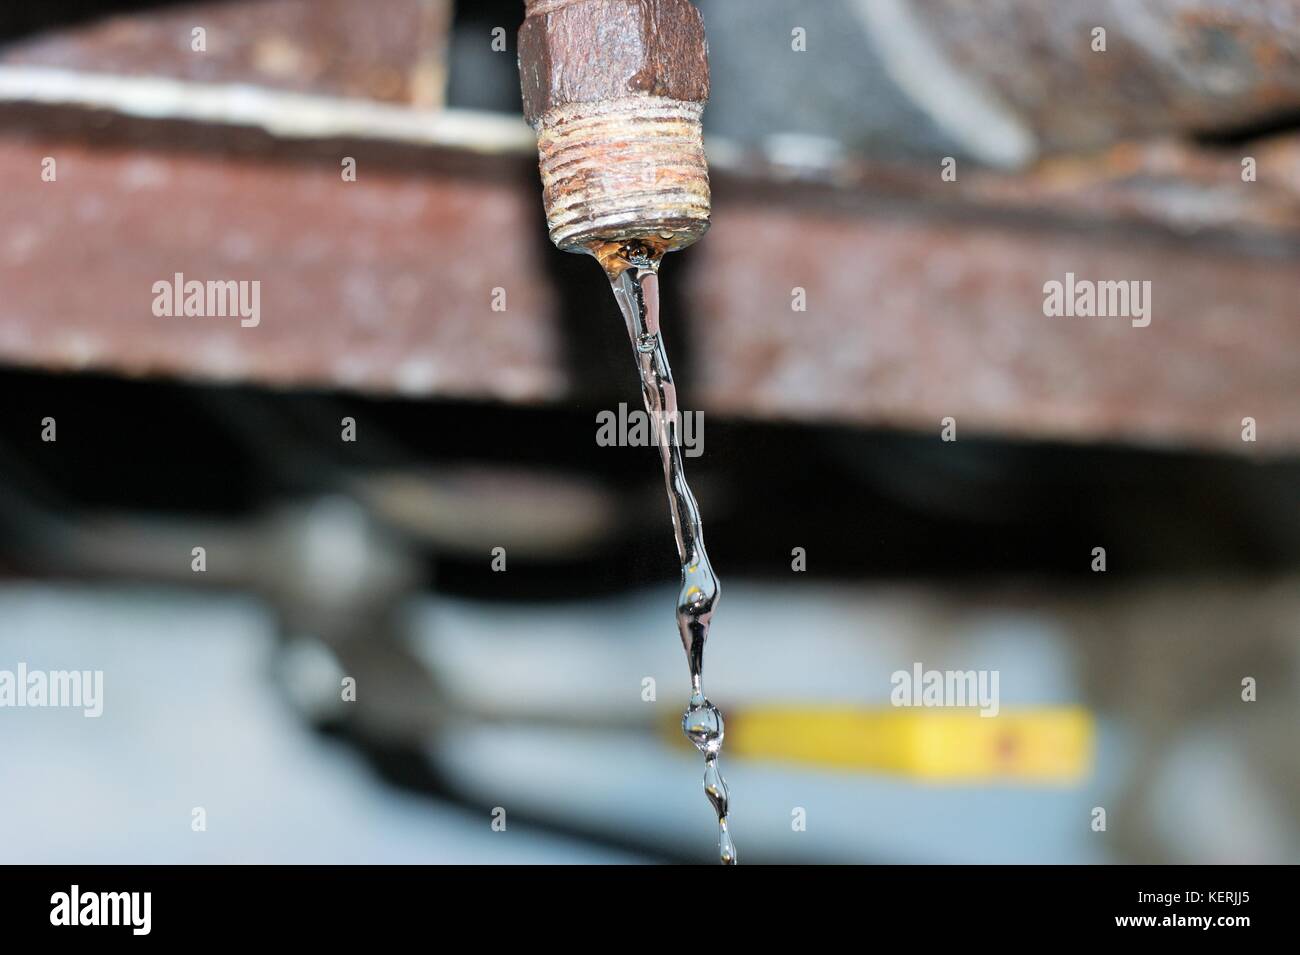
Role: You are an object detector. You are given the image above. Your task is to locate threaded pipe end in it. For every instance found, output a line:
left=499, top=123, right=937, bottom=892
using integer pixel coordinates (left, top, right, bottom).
left=535, top=96, right=711, bottom=253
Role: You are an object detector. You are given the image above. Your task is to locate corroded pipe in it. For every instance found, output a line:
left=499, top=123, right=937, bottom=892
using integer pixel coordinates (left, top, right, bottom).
left=517, top=0, right=710, bottom=253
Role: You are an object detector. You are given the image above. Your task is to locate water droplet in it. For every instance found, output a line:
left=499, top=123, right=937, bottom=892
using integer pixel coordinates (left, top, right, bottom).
left=703, top=755, right=729, bottom=817
left=683, top=693, right=724, bottom=755
left=719, top=823, right=737, bottom=865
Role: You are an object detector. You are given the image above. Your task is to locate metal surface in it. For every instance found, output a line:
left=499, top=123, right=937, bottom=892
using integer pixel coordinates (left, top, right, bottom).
left=519, top=0, right=711, bottom=251
left=3, top=111, right=1300, bottom=452
left=860, top=0, right=1300, bottom=163
left=691, top=184, right=1300, bottom=453
left=2, top=0, right=453, bottom=107
left=0, top=1, right=1298, bottom=454
left=0, top=132, right=562, bottom=402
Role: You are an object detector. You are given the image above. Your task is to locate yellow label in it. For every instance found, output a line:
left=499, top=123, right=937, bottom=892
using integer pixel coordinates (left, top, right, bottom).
left=697, top=706, right=1093, bottom=784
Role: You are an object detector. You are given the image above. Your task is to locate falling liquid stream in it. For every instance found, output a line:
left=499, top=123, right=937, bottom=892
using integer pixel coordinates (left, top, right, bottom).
left=599, top=239, right=734, bottom=865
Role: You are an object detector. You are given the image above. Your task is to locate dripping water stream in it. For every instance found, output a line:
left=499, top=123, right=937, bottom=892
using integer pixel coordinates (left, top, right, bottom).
left=598, top=239, right=734, bottom=865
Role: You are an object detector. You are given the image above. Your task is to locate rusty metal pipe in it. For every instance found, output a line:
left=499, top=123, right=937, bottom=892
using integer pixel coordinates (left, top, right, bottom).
left=517, top=0, right=710, bottom=253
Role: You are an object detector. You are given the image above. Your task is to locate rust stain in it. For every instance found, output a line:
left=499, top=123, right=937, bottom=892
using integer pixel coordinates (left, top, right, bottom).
left=0, top=136, right=564, bottom=403
left=689, top=197, right=1300, bottom=454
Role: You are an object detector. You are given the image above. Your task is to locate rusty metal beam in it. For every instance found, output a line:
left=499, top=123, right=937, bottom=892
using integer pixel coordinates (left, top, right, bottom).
left=2, top=0, right=454, bottom=107
left=0, top=132, right=563, bottom=402
left=3, top=114, right=1297, bottom=456
left=0, top=0, right=1297, bottom=455
left=692, top=183, right=1300, bottom=453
